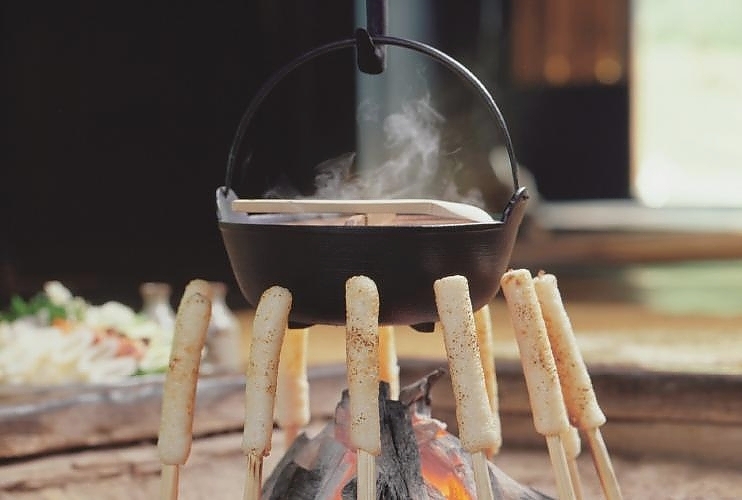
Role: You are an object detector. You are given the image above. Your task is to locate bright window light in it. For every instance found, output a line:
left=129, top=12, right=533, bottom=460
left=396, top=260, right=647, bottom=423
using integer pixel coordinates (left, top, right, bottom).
left=633, top=0, right=742, bottom=207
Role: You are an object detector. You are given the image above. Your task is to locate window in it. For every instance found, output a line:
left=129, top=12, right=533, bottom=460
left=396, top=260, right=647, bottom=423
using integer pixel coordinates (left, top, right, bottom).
left=633, top=0, right=742, bottom=207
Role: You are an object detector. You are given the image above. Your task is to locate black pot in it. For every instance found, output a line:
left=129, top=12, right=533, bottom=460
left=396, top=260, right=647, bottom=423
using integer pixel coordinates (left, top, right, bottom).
left=217, top=34, right=528, bottom=330
left=219, top=188, right=527, bottom=330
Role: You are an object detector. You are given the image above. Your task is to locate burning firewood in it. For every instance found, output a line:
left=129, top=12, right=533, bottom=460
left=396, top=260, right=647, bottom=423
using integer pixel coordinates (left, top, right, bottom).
left=261, top=371, right=553, bottom=500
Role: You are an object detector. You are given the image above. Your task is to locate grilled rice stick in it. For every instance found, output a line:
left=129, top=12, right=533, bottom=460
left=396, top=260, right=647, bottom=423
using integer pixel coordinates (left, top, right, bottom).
left=379, top=326, right=400, bottom=400
left=157, top=279, right=213, bottom=500
left=534, top=272, right=623, bottom=500
left=242, top=286, right=292, bottom=500
left=275, top=327, right=310, bottom=445
left=474, top=304, right=502, bottom=458
left=500, top=269, right=576, bottom=500
left=533, top=273, right=605, bottom=429
left=434, top=275, right=497, bottom=500
left=345, top=276, right=381, bottom=500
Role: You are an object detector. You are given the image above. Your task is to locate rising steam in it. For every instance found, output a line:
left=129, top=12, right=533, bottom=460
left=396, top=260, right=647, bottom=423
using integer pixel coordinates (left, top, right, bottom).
left=267, top=96, right=486, bottom=208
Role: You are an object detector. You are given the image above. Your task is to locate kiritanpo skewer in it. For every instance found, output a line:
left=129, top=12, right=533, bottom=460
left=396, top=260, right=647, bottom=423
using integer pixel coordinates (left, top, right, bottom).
left=157, top=280, right=213, bottom=500
left=345, top=276, right=382, bottom=500
left=534, top=273, right=623, bottom=500
left=500, top=269, right=577, bottom=500
left=242, top=286, right=292, bottom=500
left=434, top=275, right=498, bottom=500
left=379, top=326, right=400, bottom=400
left=275, top=327, right=311, bottom=445
left=474, top=304, right=503, bottom=458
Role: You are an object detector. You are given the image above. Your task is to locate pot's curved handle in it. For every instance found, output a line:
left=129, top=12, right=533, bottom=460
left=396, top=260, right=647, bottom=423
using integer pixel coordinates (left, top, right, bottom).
left=222, top=32, right=521, bottom=212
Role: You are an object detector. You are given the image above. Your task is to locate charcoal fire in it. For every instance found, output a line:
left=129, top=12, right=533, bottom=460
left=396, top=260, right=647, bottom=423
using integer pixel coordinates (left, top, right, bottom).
left=261, top=371, right=552, bottom=500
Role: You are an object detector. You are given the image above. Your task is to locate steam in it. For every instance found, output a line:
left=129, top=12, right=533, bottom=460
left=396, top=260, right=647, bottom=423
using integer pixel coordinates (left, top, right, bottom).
left=268, top=96, right=486, bottom=208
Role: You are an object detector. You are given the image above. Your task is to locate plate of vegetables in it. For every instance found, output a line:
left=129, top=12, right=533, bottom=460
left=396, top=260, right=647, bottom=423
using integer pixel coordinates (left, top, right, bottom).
left=0, top=282, right=173, bottom=386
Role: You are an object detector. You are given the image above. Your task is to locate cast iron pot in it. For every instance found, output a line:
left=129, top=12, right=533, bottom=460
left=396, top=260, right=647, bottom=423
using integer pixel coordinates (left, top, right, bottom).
left=217, top=33, right=528, bottom=331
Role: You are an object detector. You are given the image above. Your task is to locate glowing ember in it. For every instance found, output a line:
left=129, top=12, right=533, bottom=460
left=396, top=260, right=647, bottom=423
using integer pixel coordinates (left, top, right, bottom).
left=262, top=371, right=552, bottom=500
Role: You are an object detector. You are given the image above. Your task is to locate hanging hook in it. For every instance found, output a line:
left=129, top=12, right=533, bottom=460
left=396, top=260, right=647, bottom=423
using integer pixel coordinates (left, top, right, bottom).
left=356, top=0, right=387, bottom=74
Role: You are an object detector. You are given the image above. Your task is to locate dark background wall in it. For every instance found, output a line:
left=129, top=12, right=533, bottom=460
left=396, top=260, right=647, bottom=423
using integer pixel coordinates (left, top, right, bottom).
left=1, top=0, right=629, bottom=306
left=2, top=1, right=357, bottom=305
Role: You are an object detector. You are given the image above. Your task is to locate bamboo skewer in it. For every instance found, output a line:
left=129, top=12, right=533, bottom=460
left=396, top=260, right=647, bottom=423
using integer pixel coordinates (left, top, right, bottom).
left=157, top=280, right=213, bottom=500
left=567, top=452, right=584, bottom=500
left=243, top=452, right=263, bottom=500
left=275, top=327, right=311, bottom=446
left=471, top=451, right=496, bottom=500
left=434, top=276, right=499, bottom=500
left=472, top=452, right=494, bottom=500
left=563, top=426, right=585, bottom=500
left=345, top=276, right=381, bottom=500
left=159, top=464, right=179, bottom=500
left=474, top=305, right=502, bottom=458
left=534, top=272, right=623, bottom=500
left=241, top=286, right=292, bottom=500
left=546, top=434, right=578, bottom=500
left=586, top=427, right=623, bottom=500
left=567, top=461, right=584, bottom=500
left=357, top=450, right=377, bottom=500
left=500, top=270, right=577, bottom=500
left=379, top=326, right=400, bottom=399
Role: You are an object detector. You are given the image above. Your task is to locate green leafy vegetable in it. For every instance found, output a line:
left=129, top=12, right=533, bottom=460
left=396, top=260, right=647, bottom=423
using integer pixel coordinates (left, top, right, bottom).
left=0, top=293, right=68, bottom=323
left=134, top=366, right=168, bottom=376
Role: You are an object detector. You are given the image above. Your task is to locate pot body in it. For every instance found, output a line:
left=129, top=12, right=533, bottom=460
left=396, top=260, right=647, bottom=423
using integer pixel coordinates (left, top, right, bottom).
left=219, top=194, right=526, bottom=328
